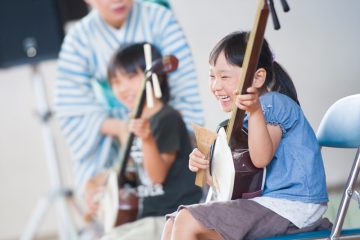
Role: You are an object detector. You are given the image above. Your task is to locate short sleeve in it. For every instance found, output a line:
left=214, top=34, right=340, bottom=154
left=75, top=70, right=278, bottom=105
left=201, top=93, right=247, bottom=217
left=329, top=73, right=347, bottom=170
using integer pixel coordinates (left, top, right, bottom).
left=260, top=92, right=300, bottom=135
left=152, top=110, right=182, bottom=153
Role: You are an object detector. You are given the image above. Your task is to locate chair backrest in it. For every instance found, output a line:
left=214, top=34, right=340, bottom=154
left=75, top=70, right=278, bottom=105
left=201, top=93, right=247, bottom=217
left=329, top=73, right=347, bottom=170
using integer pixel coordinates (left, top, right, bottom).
left=317, top=94, right=360, bottom=148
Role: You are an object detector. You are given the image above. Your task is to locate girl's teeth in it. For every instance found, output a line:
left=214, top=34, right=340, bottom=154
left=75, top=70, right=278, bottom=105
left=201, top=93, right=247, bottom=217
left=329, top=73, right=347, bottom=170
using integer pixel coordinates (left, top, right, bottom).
left=220, top=95, right=229, bottom=100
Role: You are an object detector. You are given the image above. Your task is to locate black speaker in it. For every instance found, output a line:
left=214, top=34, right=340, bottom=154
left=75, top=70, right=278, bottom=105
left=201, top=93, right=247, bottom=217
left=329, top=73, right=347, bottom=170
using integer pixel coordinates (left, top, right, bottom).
left=0, top=0, right=65, bottom=68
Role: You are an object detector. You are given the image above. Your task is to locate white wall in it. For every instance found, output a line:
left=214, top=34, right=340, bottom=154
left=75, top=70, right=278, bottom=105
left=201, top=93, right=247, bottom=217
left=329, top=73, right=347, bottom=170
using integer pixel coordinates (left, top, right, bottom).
left=170, top=0, right=360, bottom=185
left=0, top=0, right=359, bottom=239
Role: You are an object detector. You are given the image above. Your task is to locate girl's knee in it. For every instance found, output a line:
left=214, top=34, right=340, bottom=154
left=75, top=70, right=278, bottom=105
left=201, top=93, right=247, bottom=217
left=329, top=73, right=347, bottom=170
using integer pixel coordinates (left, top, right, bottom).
left=161, top=218, right=174, bottom=240
left=174, top=209, right=222, bottom=240
left=166, top=217, right=174, bottom=225
left=165, top=218, right=175, bottom=232
left=174, top=209, right=199, bottom=232
left=174, top=209, right=191, bottom=225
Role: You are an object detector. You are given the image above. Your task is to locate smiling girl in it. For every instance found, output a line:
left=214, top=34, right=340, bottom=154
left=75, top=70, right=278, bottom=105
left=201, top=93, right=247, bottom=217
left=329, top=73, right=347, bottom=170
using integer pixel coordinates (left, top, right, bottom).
left=161, top=31, right=330, bottom=240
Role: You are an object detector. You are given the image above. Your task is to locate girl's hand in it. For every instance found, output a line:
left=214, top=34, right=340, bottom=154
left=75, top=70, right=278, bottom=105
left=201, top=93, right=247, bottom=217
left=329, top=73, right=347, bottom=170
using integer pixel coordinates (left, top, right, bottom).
left=234, top=87, right=262, bottom=114
left=128, top=118, right=153, bottom=140
left=189, top=148, right=213, bottom=186
left=188, top=148, right=209, bottom=172
left=84, top=171, right=108, bottom=215
left=118, top=120, right=129, bottom=144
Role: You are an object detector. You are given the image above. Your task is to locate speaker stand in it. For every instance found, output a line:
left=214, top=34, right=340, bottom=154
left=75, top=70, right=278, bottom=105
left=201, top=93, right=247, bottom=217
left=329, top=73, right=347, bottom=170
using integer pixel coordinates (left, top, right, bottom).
left=21, top=64, right=79, bottom=240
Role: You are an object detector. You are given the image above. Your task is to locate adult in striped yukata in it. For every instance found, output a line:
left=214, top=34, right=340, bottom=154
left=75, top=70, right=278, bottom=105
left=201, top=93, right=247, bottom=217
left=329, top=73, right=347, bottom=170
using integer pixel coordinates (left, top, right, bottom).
left=54, top=0, right=204, bottom=195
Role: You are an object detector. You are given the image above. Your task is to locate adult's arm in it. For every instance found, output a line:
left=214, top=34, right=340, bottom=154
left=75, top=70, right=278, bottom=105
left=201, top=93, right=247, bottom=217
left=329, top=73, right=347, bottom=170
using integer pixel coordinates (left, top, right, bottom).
left=54, top=24, right=115, bottom=190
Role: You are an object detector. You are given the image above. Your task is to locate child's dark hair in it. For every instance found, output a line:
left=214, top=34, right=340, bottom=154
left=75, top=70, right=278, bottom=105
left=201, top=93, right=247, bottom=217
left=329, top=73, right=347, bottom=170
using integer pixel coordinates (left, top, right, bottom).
left=107, top=42, right=170, bottom=103
left=209, top=31, right=300, bottom=105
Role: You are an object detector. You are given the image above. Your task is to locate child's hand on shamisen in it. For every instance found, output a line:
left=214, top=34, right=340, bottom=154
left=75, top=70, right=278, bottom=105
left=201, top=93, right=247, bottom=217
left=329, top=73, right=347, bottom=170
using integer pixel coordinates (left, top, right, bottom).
left=129, top=118, right=153, bottom=140
left=234, top=87, right=262, bottom=114
left=188, top=148, right=209, bottom=172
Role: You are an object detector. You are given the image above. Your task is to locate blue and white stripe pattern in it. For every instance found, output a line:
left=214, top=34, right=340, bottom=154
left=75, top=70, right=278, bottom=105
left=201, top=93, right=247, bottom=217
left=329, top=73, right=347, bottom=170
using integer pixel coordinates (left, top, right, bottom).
left=54, top=1, right=204, bottom=191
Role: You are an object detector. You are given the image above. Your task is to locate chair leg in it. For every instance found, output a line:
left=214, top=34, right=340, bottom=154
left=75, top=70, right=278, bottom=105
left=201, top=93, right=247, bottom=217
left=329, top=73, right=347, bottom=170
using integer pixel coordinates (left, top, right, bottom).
left=330, top=147, right=360, bottom=240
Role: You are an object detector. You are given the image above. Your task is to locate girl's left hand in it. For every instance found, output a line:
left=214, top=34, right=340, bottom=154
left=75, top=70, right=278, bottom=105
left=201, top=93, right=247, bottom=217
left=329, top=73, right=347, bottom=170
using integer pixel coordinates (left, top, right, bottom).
left=234, top=87, right=262, bottom=114
left=128, top=118, right=153, bottom=140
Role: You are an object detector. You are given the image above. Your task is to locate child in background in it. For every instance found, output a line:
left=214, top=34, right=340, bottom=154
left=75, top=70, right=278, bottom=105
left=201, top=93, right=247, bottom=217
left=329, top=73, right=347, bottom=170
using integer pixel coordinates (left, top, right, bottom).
left=86, top=42, right=202, bottom=240
left=162, top=31, right=331, bottom=240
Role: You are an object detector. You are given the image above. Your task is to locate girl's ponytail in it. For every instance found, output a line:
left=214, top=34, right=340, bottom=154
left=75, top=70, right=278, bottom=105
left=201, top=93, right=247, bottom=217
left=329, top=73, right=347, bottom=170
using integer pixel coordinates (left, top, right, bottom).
left=271, top=61, right=300, bottom=105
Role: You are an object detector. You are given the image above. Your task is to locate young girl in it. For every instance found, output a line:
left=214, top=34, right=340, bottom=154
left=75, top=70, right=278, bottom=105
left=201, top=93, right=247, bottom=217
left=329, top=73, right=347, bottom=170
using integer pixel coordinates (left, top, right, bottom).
left=87, top=42, right=202, bottom=239
left=161, top=32, right=330, bottom=240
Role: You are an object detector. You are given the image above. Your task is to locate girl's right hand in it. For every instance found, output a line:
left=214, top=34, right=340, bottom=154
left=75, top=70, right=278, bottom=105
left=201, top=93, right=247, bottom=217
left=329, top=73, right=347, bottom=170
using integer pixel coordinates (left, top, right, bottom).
left=189, top=148, right=213, bottom=186
left=188, top=148, right=209, bottom=172
left=234, top=87, right=262, bottom=114
left=84, top=171, right=108, bottom=215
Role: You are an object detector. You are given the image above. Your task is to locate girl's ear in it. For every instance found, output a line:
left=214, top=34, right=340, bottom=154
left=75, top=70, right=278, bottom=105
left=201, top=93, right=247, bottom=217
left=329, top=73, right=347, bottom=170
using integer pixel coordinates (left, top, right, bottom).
left=253, top=68, right=266, bottom=88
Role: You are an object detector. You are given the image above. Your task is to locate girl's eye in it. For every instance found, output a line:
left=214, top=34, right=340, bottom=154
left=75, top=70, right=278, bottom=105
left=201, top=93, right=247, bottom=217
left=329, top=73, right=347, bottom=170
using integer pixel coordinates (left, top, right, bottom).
left=221, top=76, right=230, bottom=79
left=209, top=75, right=215, bottom=80
left=127, top=73, right=137, bottom=79
left=112, top=78, right=121, bottom=85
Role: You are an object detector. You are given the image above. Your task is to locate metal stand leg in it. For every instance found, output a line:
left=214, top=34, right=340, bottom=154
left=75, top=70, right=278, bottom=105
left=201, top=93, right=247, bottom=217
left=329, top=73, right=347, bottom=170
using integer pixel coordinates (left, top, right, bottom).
left=21, top=64, right=79, bottom=240
left=330, top=147, right=360, bottom=240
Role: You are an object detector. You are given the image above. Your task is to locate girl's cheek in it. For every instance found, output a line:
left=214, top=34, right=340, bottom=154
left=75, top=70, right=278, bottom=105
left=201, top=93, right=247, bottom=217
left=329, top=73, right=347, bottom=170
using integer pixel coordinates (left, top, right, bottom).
left=113, top=86, right=122, bottom=100
left=210, top=84, right=217, bottom=97
left=209, top=81, right=214, bottom=93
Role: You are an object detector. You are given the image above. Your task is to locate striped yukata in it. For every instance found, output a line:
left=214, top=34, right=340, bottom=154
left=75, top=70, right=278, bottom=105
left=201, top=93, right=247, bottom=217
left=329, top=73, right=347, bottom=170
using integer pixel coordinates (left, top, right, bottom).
left=54, top=0, right=204, bottom=192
